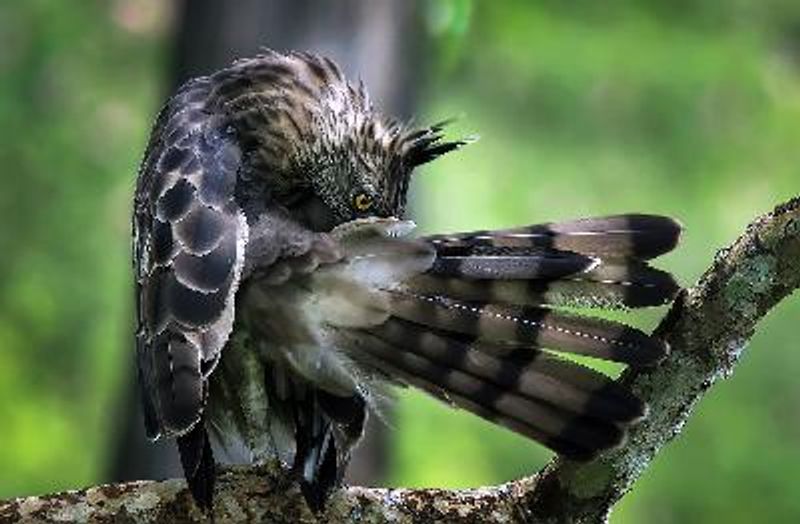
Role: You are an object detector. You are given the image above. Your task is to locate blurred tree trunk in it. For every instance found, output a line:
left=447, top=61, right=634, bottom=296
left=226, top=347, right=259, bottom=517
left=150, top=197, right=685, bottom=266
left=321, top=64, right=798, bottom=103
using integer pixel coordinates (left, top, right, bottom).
left=109, top=0, right=428, bottom=486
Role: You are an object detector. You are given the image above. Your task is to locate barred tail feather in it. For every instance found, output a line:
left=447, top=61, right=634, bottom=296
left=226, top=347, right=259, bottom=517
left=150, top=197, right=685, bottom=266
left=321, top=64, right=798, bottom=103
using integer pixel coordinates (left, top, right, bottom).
left=428, top=251, right=598, bottom=280
left=425, top=214, right=682, bottom=260
left=387, top=291, right=667, bottom=366
left=406, top=261, right=679, bottom=309
left=339, top=330, right=624, bottom=459
left=366, top=318, right=645, bottom=423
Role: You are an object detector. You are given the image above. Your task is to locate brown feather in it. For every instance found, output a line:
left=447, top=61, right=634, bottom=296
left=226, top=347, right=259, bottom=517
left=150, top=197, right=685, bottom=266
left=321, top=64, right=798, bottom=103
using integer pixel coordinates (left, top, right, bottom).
left=366, top=318, right=645, bottom=422
left=406, top=261, right=679, bottom=309
left=387, top=291, right=667, bottom=366
left=425, top=214, right=682, bottom=260
left=337, top=329, right=623, bottom=460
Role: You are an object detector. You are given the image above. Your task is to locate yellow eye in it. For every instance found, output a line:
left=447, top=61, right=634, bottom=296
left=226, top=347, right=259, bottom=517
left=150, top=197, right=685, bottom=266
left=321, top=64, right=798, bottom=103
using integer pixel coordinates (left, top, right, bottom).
left=353, top=193, right=373, bottom=212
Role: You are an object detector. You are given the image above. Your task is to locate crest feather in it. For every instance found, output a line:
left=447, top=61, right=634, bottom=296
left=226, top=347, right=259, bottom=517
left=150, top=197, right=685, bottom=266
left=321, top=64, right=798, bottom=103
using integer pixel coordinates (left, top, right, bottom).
left=401, top=120, right=474, bottom=168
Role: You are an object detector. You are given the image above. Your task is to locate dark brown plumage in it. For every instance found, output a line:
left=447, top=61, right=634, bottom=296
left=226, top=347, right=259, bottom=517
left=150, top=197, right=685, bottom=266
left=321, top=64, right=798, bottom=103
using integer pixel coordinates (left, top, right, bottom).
left=133, top=50, right=681, bottom=512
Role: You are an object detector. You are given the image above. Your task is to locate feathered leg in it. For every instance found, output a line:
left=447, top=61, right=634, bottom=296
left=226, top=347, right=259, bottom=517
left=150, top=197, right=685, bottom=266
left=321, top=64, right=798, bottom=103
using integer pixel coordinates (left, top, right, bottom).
left=291, top=387, right=367, bottom=511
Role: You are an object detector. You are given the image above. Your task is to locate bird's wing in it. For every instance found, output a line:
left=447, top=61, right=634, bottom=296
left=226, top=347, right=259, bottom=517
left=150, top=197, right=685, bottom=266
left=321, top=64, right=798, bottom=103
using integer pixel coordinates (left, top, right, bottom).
left=317, top=215, right=681, bottom=460
left=417, top=214, right=681, bottom=309
left=133, top=78, right=248, bottom=443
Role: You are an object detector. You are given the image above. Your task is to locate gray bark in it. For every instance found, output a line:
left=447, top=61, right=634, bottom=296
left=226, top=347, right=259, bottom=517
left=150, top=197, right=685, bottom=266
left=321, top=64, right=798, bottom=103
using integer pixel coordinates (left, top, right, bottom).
left=15, top=196, right=800, bottom=523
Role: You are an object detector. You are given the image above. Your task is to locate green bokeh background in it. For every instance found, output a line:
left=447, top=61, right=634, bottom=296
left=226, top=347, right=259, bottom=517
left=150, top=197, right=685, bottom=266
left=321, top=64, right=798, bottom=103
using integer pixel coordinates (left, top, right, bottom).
left=1, top=1, right=799, bottom=522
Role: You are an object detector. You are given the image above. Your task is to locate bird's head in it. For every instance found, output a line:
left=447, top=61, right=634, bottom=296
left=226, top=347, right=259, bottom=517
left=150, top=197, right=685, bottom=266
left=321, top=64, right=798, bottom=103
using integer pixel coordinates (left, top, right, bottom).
left=305, top=118, right=469, bottom=224
left=285, top=71, right=469, bottom=225
left=223, top=52, right=470, bottom=228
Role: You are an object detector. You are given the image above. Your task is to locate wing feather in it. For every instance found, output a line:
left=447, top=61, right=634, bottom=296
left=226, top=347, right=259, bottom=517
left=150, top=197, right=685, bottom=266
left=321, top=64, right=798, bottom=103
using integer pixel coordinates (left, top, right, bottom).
left=134, top=81, right=247, bottom=439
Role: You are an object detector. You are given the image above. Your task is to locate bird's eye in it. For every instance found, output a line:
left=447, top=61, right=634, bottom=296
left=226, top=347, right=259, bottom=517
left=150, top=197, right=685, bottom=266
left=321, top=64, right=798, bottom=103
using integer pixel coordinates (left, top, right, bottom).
left=353, top=192, right=374, bottom=213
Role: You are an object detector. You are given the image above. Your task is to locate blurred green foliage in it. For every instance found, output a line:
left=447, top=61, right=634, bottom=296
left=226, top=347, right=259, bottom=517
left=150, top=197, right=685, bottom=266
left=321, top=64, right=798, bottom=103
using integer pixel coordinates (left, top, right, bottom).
left=0, top=0, right=165, bottom=498
left=396, top=1, right=800, bottom=522
left=1, top=1, right=799, bottom=522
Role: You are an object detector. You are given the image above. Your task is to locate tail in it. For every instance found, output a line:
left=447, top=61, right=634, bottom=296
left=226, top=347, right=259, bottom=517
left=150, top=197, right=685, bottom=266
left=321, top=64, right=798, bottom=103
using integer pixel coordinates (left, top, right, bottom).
left=176, top=418, right=215, bottom=511
left=329, top=214, right=681, bottom=460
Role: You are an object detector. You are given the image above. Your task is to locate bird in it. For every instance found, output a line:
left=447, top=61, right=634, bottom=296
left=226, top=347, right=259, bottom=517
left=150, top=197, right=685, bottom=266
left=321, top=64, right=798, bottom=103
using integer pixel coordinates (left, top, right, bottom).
left=132, top=50, right=681, bottom=512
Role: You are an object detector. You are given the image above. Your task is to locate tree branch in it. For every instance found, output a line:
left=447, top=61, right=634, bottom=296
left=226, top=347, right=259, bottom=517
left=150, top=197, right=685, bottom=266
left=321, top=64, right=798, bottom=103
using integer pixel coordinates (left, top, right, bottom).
left=4, top=197, right=800, bottom=523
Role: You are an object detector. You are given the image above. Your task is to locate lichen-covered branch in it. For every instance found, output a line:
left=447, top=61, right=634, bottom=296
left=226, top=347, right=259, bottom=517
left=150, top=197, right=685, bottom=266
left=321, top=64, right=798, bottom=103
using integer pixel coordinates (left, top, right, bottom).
left=525, top=196, right=800, bottom=523
left=3, top=197, right=799, bottom=524
left=0, top=462, right=533, bottom=524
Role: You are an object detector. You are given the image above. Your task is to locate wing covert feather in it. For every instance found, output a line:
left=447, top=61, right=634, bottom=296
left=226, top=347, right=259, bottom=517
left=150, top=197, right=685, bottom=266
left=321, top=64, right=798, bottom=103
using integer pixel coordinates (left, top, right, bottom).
left=134, top=80, right=248, bottom=439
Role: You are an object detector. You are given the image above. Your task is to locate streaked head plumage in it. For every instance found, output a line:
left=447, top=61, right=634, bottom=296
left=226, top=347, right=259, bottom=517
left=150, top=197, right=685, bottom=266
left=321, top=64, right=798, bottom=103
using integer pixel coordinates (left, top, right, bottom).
left=210, top=50, right=471, bottom=223
left=276, top=52, right=469, bottom=222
